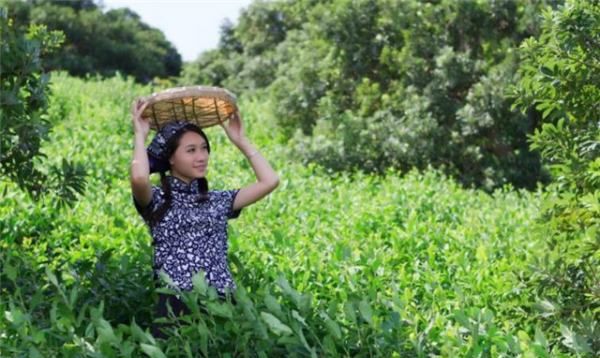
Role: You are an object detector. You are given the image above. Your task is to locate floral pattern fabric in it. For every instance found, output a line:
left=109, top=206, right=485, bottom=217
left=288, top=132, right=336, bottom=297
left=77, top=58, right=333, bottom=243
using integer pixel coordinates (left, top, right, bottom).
left=133, top=175, right=242, bottom=295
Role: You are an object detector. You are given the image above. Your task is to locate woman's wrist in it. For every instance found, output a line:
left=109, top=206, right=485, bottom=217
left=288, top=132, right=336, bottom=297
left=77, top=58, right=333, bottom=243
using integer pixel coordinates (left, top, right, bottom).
left=245, top=149, right=260, bottom=158
left=235, top=138, right=251, bottom=151
left=135, top=131, right=148, bottom=141
left=239, top=141, right=259, bottom=158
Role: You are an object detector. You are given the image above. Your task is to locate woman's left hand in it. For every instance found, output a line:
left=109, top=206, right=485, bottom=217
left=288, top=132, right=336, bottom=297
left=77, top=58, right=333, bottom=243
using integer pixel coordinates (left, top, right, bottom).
left=220, top=110, right=247, bottom=147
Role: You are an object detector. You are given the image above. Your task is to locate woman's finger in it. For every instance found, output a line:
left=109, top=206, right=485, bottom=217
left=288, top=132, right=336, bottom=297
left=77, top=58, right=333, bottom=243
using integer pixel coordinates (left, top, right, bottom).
left=135, top=103, right=148, bottom=119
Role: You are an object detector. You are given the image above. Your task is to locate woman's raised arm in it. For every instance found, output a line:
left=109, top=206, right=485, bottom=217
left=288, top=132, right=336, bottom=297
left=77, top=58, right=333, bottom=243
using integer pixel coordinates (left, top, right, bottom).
left=220, top=111, right=279, bottom=211
left=130, top=99, right=153, bottom=209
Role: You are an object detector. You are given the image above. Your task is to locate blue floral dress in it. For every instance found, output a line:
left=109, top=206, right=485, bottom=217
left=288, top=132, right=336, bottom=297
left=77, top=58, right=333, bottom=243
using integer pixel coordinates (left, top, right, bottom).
left=133, top=175, right=242, bottom=296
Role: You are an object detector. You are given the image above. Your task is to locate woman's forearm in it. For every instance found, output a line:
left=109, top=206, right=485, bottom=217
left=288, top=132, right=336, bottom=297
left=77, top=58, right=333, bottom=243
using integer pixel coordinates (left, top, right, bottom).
left=131, top=133, right=150, bottom=181
left=237, top=139, right=279, bottom=187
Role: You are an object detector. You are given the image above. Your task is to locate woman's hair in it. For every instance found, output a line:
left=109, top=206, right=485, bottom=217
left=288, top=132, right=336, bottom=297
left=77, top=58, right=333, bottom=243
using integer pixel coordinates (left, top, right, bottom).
left=147, top=123, right=211, bottom=225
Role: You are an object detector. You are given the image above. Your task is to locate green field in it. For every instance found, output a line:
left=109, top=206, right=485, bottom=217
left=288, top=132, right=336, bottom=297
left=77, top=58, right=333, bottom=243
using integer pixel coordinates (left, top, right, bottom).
left=0, top=73, right=590, bottom=357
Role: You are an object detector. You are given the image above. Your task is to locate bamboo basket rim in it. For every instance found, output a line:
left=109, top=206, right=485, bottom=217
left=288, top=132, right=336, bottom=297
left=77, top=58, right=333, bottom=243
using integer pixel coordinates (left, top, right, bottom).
left=135, top=85, right=238, bottom=131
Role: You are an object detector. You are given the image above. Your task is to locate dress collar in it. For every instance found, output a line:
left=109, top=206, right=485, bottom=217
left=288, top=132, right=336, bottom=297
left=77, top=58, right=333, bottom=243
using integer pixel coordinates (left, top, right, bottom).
left=166, top=175, right=201, bottom=195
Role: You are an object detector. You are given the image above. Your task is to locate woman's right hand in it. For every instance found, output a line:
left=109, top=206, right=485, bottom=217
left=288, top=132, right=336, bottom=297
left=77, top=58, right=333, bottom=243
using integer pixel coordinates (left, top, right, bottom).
left=132, top=99, right=150, bottom=138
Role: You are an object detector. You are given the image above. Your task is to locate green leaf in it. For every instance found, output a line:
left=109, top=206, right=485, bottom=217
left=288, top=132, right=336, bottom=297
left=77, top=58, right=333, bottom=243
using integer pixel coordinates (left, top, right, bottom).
left=358, top=299, right=373, bottom=324
left=140, top=343, right=167, bottom=358
left=3, top=261, right=16, bottom=282
left=542, top=105, right=555, bottom=119
left=191, top=271, right=208, bottom=295
left=323, top=334, right=337, bottom=355
left=291, top=309, right=307, bottom=327
left=28, top=347, right=43, bottom=358
left=5, top=307, right=26, bottom=327
left=532, top=299, right=558, bottom=318
left=206, top=301, right=233, bottom=319
left=130, top=319, right=155, bottom=345
left=264, top=291, right=284, bottom=318
left=68, top=286, right=79, bottom=308
left=560, top=324, right=592, bottom=354
left=46, top=266, right=58, bottom=287
left=96, top=318, right=119, bottom=346
left=276, top=274, right=302, bottom=307
left=534, top=326, right=548, bottom=349
left=320, top=311, right=342, bottom=340
left=454, top=310, right=471, bottom=330
left=344, top=301, right=356, bottom=323
left=260, top=311, right=293, bottom=336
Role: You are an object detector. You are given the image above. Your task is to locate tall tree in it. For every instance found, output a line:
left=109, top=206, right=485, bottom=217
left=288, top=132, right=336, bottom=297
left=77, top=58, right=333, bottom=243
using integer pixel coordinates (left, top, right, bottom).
left=512, top=0, right=599, bottom=353
left=0, top=0, right=182, bottom=83
left=0, top=8, right=86, bottom=208
left=182, top=0, right=559, bottom=191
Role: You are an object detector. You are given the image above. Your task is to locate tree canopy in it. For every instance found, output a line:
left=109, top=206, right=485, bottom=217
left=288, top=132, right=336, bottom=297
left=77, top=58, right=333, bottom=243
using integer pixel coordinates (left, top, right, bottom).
left=180, top=0, right=569, bottom=191
left=0, top=8, right=86, bottom=208
left=0, top=0, right=182, bottom=82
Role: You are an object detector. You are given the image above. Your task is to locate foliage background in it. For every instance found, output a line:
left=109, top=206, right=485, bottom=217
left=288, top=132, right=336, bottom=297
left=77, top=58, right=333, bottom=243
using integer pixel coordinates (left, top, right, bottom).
left=1, top=0, right=598, bottom=356
left=181, top=0, right=561, bottom=191
left=0, top=0, right=181, bottom=82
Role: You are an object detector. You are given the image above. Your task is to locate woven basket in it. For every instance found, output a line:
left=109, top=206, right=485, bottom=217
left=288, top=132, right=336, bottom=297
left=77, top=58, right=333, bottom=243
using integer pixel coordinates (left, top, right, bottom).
left=136, top=86, right=238, bottom=130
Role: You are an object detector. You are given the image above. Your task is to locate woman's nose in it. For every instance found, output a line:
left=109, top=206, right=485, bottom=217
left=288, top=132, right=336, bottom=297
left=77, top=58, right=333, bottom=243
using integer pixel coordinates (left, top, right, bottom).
left=197, top=152, right=208, bottom=161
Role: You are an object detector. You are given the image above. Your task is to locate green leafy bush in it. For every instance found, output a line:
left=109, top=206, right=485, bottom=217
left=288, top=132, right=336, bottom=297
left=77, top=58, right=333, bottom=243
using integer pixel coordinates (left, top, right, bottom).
left=182, top=0, right=558, bottom=191
left=0, top=72, right=591, bottom=356
left=511, top=0, right=599, bottom=353
left=0, top=0, right=182, bottom=82
left=0, top=8, right=86, bottom=209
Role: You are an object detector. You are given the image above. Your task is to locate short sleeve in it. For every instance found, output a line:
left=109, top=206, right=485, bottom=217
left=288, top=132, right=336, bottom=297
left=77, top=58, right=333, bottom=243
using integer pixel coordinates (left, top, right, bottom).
left=132, top=186, right=162, bottom=221
left=214, top=189, right=242, bottom=220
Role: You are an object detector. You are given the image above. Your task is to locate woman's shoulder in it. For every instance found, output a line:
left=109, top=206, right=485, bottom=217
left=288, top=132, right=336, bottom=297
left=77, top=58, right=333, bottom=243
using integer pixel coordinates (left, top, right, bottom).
left=133, top=184, right=165, bottom=220
left=207, top=189, right=242, bottom=219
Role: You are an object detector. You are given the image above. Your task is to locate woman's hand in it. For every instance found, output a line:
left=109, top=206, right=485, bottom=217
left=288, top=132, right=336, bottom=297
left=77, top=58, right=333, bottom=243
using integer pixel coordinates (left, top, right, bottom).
left=132, top=99, right=150, bottom=139
left=220, top=110, right=247, bottom=148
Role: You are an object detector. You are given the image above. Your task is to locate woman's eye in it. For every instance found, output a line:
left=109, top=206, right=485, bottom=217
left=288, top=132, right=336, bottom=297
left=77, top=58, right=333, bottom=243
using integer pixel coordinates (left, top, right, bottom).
left=188, top=149, right=195, bottom=153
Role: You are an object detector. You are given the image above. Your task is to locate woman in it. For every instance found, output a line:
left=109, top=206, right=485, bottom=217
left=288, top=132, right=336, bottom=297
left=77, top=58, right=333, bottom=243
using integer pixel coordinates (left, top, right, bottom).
left=130, top=99, right=279, bottom=338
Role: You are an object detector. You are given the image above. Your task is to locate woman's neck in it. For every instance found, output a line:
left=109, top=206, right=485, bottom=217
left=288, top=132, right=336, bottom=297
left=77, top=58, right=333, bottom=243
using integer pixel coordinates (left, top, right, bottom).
left=170, top=171, right=193, bottom=185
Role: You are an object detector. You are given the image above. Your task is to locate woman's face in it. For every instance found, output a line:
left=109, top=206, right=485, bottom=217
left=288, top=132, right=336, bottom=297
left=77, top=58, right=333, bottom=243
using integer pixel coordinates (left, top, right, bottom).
left=169, top=131, right=209, bottom=182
